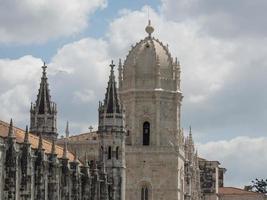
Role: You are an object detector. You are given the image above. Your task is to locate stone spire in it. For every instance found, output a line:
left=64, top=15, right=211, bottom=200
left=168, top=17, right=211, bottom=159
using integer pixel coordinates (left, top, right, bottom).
left=188, top=126, right=194, bottom=147
left=4, top=119, right=17, bottom=200
left=103, top=60, right=121, bottom=114
left=24, top=125, right=30, bottom=144
left=63, top=122, right=69, bottom=159
left=8, top=118, right=16, bottom=139
left=98, top=60, right=125, bottom=131
left=36, top=63, right=52, bottom=115
left=30, top=62, right=57, bottom=141
left=65, top=121, right=70, bottom=138
left=118, top=58, right=123, bottom=91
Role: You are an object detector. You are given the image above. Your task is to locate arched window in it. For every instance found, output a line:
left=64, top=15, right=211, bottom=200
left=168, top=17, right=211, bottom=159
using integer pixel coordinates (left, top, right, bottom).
left=141, top=186, right=149, bottom=200
left=108, top=146, right=112, bottom=159
left=116, top=146, right=119, bottom=160
left=143, top=122, right=150, bottom=146
left=108, top=185, right=112, bottom=199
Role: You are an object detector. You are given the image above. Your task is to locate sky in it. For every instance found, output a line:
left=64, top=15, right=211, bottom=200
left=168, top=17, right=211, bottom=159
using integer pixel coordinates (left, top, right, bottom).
left=0, top=0, right=266, bottom=188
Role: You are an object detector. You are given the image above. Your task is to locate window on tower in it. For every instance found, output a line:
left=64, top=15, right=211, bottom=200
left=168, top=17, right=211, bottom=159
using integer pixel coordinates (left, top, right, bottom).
left=108, top=146, right=112, bottom=159
left=141, top=186, right=149, bottom=200
left=116, top=146, right=119, bottom=160
left=143, top=122, right=150, bottom=145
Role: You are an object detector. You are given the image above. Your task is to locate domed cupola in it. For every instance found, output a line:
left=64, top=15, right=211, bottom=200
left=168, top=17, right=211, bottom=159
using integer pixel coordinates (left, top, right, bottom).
left=119, top=20, right=181, bottom=92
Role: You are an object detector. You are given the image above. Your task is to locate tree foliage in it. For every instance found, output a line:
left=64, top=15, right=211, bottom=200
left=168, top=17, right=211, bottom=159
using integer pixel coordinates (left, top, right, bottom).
left=250, top=178, right=267, bottom=194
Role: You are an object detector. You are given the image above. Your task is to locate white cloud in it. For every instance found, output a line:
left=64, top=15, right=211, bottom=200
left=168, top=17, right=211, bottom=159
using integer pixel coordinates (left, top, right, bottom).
left=73, top=89, right=96, bottom=103
left=198, top=136, right=267, bottom=187
left=0, top=0, right=107, bottom=44
left=0, top=56, right=42, bottom=123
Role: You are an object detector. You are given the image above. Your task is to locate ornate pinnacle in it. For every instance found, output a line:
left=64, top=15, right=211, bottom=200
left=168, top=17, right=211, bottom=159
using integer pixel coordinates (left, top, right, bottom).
left=42, top=61, right=47, bottom=75
left=63, top=121, right=69, bottom=159
left=24, top=125, right=29, bottom=143
left=8, top=118, right=15, bottom=138
left=110, top=60, right=115, bottom=72
left=65, top=121, right=70, bottom=138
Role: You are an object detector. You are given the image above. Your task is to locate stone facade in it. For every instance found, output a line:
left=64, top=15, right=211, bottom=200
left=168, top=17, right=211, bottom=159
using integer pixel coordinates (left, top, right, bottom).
left=0, top=119, right=118, bottom=200
left=119, top=22, right=185, bottom=200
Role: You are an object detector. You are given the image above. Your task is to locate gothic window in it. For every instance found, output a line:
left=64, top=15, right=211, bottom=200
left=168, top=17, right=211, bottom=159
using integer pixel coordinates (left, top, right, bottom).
left=101, top=146, right=104, bottom=160
left=108, top=185, right=112, bottom=199
left=116, top=146, right=119, bottom=160
left=108, top=146, right=112, bottom=159
left=141, top=186, right=149, bottom=200
left=143, top=122, right=150, bottom=146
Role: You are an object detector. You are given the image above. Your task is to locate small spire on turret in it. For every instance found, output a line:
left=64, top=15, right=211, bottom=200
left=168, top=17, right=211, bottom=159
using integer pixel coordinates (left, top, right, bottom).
left=118, top=58, right=123, bottom=90
left=175, top=57, right=178, bottom=65
left=110, top=60, right=115, bottom=72
left=102, top=60, right=121, bottom=114
left=24, top=125, right=29, bottom=143
left=63, top=122, right=69, bottom=159
left=42, top=61, right=47, bottom=76
left=8, top=118, right=15, bottom=138
left=156, top=55, right=161, bottom=89
left=65, top=121, right=70, bottom=138
left=189, top=126, right=193, bottom=143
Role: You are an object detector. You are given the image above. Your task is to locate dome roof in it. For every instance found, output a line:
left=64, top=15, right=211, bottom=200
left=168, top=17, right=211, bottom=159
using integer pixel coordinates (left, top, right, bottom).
left=124, top=36, right=173, bottom=70
left=121, top=21, right=179, bottom=91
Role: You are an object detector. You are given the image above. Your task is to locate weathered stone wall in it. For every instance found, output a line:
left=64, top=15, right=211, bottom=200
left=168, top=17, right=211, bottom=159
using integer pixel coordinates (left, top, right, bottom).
left=125, top=146, right=185, bottom=200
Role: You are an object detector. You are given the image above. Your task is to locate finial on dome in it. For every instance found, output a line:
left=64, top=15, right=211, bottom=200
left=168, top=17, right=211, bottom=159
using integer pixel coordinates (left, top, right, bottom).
left=145, top=20, right=154, bottom=37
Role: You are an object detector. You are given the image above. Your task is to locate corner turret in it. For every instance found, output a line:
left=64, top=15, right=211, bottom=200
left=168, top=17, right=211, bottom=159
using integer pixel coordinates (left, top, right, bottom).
left=30, top=62, right=57, bottom=141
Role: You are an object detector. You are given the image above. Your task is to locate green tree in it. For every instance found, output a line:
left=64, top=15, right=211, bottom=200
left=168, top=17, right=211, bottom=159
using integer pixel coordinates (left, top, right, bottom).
left=250, top=178, right=267, bottom=195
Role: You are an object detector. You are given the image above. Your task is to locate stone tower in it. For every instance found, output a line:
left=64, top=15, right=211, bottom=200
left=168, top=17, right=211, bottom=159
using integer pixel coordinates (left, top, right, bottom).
left=119, top=21, right=185, bottom=200
left=98, top=61, right=126, bottom=200
left=30, top=63, right=57, bottom=140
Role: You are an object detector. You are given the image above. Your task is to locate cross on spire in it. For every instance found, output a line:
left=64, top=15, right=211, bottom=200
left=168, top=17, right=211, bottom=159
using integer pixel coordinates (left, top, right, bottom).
left=110, top=60, right=115, bottom=71
left=42, top=61, right=47, bottom=74
left=89, top=126, right=93, bottom=133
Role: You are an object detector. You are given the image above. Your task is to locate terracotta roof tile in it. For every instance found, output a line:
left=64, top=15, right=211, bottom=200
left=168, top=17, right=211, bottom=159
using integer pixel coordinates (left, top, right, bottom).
left=219, top=187, right=263, bottom=196
left=0, top=120, right=75, bottom=161
left=58, top=131, right=98, bottom=142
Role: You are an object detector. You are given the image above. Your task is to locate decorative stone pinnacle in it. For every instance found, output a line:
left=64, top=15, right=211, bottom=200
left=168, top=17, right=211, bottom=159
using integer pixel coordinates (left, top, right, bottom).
left=24, top=125, right=29, bottom=143
left=42, top=62, right=47, bottom=74
left=89, top=126, right=93, bottom=133
left=110, top=60, right=115, bottom=71
left=8, top=118, right=16, bottom=138
left=65, top=121, right=69, bottom=138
